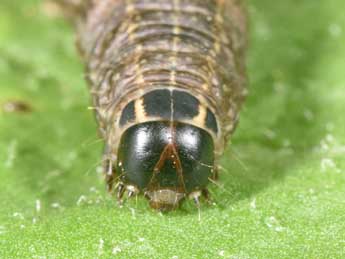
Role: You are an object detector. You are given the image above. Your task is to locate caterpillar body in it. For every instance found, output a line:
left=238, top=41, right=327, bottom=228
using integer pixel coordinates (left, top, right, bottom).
left=55, top=0, right=247, bottom=210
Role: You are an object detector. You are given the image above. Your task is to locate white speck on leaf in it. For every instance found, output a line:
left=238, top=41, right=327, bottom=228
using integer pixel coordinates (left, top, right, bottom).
left=112, top=246, right=122, bottom=255
left=219, top=250, right=225, bottom=256
left=51, top=202, right=61, bottom=209
left=89, top=186, right=99, bottom=193
left=303, top=109, right=314, bottom=121
left=319, top=138, right=330, bottom=152
left=130, top=208, right=136, bottom=219
left=328, top=23, right=342, bottom=37
left=325, top=134, right=335, bottom=143
left=265, top=216, right=285, bottom=232
left=13, top=212, right=24, bottom=220
left=35, top=199, right=41, bottom=213
left=98, top=238, right=104, bottom=256
left=0, top=226, right=6, bottom=235
left=321, top=158, right=340, bottom=173
left=263, top=129, right=276, bottom=140
left=77, top=195, right=87, bottom=206
left=250, top=198, right=256, bottom=210
left=96, top=166, right=103, bottom=175
left=314, top=134, right=345, bottom=157
left=5, top=140, right=17, bottom=168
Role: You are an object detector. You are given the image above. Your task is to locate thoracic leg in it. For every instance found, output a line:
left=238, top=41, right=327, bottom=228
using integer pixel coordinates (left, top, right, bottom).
left=104, top=159, right=116, bottom=192
left=116, top=182, right=125, bottom=202
left=189, top=191, right=202, bottom=208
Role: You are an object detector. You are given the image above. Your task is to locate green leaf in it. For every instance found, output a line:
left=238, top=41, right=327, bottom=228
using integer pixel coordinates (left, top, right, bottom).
left=1, top=0, right=345, bottom=258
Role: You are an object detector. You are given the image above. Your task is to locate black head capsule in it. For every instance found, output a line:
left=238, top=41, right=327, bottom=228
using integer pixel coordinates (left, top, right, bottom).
left=116, top=121, right=214, bottom=211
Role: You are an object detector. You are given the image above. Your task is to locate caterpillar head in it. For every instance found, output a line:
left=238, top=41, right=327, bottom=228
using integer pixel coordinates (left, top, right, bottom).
left=116, top=121, right=214, bottom=211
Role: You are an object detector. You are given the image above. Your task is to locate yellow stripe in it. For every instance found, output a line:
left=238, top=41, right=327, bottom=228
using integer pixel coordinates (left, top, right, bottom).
left=126, top=0, right=135, bottom=13
left=135, top=98, right=146, bottom=123
left=192, top=105, right=207, bottom=127
left=204, top=0, right=225, bottom=92
left=125, top=0, right=146, bottom=89
left=170, top=0, right=181, bottom=85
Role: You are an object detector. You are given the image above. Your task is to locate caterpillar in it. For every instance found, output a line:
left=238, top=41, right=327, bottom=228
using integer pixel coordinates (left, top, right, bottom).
left=53, top=0, right=247, bottom=211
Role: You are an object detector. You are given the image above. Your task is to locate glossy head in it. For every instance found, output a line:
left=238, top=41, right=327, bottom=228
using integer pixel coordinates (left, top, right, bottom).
left=116, top=121, right=214, bottom=210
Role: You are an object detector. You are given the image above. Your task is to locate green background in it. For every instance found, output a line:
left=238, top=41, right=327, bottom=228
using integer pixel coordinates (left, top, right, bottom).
left=1, top=0, right=345, bottom=258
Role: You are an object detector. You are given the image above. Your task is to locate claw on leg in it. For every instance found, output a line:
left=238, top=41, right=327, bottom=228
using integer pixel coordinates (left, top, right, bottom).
left=189, top=191, right=202, bottom=208
left=189, top=191, right=202, bottom=221
left=116, top=182, right=126, bottom=203
left=126, top=185, right=139, bottom=199
left=189, top=189, right=213, bottom=208
left=127, top=190, right=135, bottom=198
left=115, top=183, right=140, bottom=205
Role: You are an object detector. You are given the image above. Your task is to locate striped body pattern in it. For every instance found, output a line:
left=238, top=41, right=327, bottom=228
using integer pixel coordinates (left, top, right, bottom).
left=57, top=0, right=247, bottom=209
